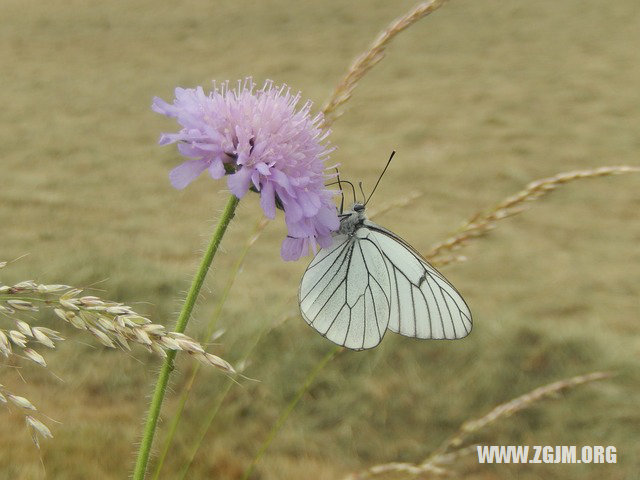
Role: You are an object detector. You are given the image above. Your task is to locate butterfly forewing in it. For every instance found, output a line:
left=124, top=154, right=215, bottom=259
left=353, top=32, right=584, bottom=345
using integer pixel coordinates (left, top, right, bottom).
left=364, top=220, right=472, bottom=340
left=299, top=230, right=391, bottom=350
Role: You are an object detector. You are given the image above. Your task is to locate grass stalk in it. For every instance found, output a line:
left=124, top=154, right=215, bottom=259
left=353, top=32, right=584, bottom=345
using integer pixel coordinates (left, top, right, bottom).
left=426, top=165, right=640, bottom=265
left=177, top=312, right=297, bottom=479
left=344, top=371, right=613, bottom=479
left=424, top=371, right=613, bottom=466
left=241, top=345, right=343, bottom=480
left=321, top=0, right=448, bottom=127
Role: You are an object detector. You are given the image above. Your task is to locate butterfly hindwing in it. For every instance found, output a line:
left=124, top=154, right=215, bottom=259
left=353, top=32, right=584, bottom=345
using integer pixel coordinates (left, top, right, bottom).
left=299, top=230, right=391, bottom=350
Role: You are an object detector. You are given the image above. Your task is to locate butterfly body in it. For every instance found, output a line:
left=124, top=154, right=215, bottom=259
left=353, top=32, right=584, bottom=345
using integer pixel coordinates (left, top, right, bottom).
left=338, top=202, right=366, bottom=235
left=299, top=202, right=472, bottom=350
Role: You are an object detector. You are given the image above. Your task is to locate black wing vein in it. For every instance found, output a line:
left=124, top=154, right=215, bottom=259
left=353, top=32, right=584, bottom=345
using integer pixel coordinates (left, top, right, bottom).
left=299, top=229, right=391, bottom=350
left=365, top=224, right=472, bottom=340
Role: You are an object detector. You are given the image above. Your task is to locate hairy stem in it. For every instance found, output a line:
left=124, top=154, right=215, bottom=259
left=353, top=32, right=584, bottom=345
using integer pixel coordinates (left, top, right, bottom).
left=152, top=217, right=267, bottom=480
left=132, top=194, right=240, bottom=480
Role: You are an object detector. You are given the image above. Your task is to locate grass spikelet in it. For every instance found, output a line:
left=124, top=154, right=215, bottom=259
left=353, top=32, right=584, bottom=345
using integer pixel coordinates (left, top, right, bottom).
left=7, top=394, right=37, bottom=411
left=0, top=268, right=233, bottom=373
left=346, top=371, right=613, bottom=479
left=26, top=415, right=53, bottom=448
left=0, top=331, right=11, bottom=356
left=321, top=0, right=447, bottom=127
left=9, top=330, right=28, bottom=348
left=0, top=262, right=238, bottom=451
left=0, top=386, right=51, bottom=448
left=23, top=348, right=47, bottom=367
left=434, top=371, right=614, bottom=456
left=16, top=320, right=33, bottom=337
left=367, top=190, right=425, bottom=220
left=425, top=166, right=640, bottom=264
left=7, top=299, right=37, bottom=311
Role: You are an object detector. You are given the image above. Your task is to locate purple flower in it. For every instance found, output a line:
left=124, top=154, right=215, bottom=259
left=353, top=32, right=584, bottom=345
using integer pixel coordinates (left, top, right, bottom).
left=152, top=78, right=339, bottom=261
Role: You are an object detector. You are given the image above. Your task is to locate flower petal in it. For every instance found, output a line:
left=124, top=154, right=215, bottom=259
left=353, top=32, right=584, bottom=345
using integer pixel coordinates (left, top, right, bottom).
left=255, top=162, right=271, bottom=175
left=317, top=232, right=334, bottom=249
left=281, top=237, right=306, bottom=261
left=178, top=142, right=207, bottom=158
left=260, top=181, right=276, bottom=219
left=151, top=97, right=176, bottom=116
left=284, top=217, right=314, bottom=239
left=226, top=167, right=253, bottom=198
left=283, top=199, right=303, bottom=223
left=298, top=191, right=321, bottom=217
left=251, top=171, right=261, bottom=191
left=316, top=205, right=340, bottom=231
left=169, top=160, right=209, bottom=189
left=208, top=158, right=226, bottom=179
left=158, top=133, right=182, bottom=145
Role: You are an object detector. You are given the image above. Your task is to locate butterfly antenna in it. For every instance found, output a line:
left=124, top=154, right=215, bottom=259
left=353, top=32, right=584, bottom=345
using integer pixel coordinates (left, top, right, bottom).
left=358, top=181, right=366, bottom=204
left=334, top=167, right=345, bottom=214
left=364, top=150, right=396, bottom=206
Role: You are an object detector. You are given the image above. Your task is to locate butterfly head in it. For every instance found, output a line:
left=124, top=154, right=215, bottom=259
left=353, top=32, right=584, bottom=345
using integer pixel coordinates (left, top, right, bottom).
left=338, top=202, right=367, bottom=235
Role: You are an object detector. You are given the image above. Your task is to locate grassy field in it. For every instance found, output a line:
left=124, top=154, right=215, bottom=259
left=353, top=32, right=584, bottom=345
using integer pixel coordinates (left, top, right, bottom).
left=1, top=0, right=639, bottom=478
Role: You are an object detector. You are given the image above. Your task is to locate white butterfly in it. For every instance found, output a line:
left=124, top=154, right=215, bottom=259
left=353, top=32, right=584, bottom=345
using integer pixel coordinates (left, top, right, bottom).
left=299, top=201, right=472, bottom=350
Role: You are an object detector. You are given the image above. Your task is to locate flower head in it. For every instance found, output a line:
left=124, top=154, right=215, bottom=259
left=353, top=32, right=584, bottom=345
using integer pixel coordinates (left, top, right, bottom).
left=153, top=78, right=339, bottom=261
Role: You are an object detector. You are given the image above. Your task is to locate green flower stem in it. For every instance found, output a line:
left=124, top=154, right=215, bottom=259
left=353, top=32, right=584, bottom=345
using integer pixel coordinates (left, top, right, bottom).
left=151, top=368, right=198, bottom=480
left=132, top=194, right=240, bottom=480
left=152, top=217, right=266, bottom=480
left=241, top=345, right=343, bottom=480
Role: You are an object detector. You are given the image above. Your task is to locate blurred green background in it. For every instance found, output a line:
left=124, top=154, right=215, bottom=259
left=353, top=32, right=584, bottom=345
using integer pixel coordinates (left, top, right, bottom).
left=1, top=0, right=639, bottom=478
